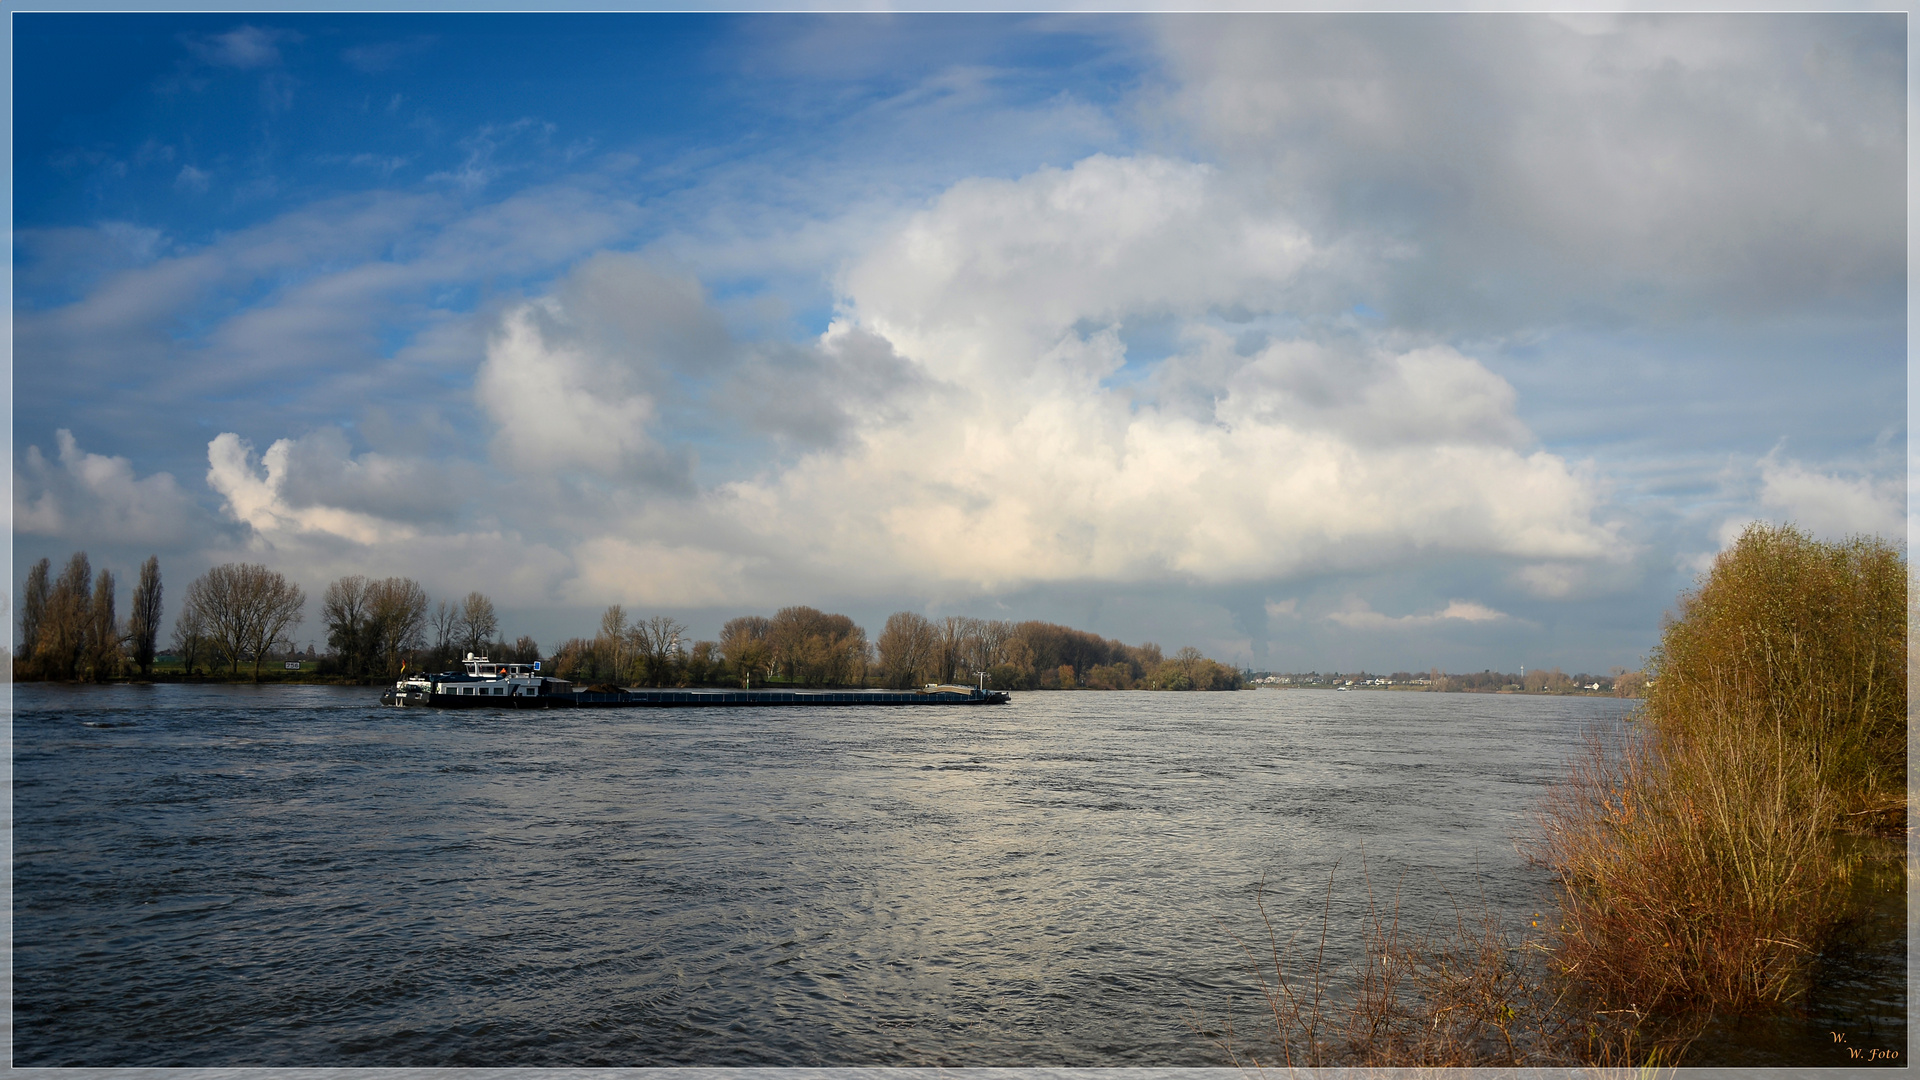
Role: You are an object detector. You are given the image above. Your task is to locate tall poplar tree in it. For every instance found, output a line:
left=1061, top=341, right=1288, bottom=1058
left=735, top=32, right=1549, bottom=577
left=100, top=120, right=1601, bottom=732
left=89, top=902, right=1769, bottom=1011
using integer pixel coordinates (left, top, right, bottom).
left=126, top=556, right=163, bottom=677
left=19, top=558, right=51, bottom=679
left=87, top=570, right=119, bottom=681
left=42, top=552, right=92, bottom=680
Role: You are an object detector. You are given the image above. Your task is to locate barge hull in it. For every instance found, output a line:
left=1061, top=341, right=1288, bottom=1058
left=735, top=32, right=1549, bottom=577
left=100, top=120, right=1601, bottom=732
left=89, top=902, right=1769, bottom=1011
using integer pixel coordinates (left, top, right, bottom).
left=400, top=688, right=1011, bottom=708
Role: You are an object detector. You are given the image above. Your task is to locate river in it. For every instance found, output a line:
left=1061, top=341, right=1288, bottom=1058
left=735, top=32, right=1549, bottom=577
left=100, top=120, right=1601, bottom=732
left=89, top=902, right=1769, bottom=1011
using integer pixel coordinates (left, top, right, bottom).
left=12, top=683, right=1899, bottom=1067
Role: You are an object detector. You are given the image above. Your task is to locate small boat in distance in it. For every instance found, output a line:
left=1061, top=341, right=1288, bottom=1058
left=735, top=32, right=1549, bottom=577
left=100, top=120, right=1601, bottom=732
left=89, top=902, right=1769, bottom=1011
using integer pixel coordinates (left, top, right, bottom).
left=381, top=655, right=1012, bottom=709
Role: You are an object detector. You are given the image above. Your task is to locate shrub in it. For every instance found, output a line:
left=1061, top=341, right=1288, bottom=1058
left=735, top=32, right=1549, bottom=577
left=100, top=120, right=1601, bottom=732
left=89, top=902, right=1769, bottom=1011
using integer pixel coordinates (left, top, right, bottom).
left=1535, top=523, right=1905, bottom=1017
left=1646, top=523, right=1906, bottom=816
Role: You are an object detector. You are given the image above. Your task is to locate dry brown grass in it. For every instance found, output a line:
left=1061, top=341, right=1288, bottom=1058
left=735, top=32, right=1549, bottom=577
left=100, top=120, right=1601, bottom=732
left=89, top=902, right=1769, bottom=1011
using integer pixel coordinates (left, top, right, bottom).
left=1200, top=866, right=1695, bottom=1071
left=1532, top=720, right=1844, bottom=1015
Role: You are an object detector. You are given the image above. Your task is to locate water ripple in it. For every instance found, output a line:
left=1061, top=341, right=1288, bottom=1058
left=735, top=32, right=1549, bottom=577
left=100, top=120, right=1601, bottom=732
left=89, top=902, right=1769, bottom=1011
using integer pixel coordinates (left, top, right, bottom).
left=16, top=682, right=1644, bottom=1066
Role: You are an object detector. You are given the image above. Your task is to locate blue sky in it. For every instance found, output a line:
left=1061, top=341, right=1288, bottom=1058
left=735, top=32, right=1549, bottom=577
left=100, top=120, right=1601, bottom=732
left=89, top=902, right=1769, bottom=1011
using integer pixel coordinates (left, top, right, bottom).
left=13, top=13, right=1908, bottom=672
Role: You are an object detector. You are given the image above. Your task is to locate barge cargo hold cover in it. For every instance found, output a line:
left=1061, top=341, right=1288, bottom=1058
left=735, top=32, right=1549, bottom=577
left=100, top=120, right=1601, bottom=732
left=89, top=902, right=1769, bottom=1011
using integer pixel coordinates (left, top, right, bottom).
left=395, top=680, right=1013, bottom=707
left=382, top=655, right=1011, bottom=708
left=465, top=686, right=1007, bottom=708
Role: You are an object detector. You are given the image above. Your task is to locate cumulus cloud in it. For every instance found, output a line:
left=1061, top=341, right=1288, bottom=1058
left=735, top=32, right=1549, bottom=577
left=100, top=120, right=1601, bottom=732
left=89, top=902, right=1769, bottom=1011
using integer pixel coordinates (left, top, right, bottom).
left=49, top=148, right=1631, bottom=623
left=15, top=429, right=202, bottom=545
left=206, top=432, right=419, bottom=546
left=710, top=153, right=1621, bottom=591
left=840, top=154, right=1318, bottom=381
left=1754, top=454, right=1904, bottom=541
left=1327, top=599, right=1510, bottom=630
left=269, top=427, right=462, bottom=523
left=476, top=300, right=668, bottom=478
left=475, top=257, right=725, bottom=488
left=727, top=325, right=930, bottom=451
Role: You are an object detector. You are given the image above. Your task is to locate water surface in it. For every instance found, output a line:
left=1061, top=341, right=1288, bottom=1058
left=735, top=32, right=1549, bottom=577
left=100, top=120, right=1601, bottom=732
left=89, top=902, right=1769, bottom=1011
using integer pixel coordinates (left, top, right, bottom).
left=20, top=683, right=1850, bottom=1066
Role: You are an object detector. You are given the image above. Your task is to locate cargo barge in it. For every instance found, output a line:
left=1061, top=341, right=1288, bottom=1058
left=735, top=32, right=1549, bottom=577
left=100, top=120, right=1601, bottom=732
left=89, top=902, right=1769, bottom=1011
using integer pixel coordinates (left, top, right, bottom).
left=381, top=654, right=1011, bottom=708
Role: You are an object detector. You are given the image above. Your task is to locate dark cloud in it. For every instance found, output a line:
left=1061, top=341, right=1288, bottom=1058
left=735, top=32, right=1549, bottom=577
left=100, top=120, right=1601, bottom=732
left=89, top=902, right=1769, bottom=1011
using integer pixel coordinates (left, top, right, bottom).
left=1156, top=14, right=1904, bottom=335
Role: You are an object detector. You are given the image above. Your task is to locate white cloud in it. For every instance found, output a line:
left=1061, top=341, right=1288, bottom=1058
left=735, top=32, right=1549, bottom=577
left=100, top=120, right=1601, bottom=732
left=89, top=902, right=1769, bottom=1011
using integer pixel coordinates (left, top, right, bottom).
left=184, top=25, right=299, bottom=69
left=474, top=299, right=678, bottom=483
left=1514, top=562, right=1584, bottom=599
left=270, top=427, right=462, bottom=523
left=840, top=154, right=1317, bottom=383
left=37, top=148, right=1631, bottom=626
left=427, top=119, right=555, bottom=191
left=14, top=429, right=201, bottom=545
left=206, top=432, right=418, bottom=546
left=563, top=537, right=767, bottom=609
left=1755, top=454, right=1904, bottom=541
left=708, top=153, right=1621, bottom=591
left=1327, top=598, right=1510, bottom=630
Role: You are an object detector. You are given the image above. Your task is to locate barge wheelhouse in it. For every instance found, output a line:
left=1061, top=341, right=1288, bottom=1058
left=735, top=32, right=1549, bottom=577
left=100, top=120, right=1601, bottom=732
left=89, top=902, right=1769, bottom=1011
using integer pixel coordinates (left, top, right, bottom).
left=381, top=653, right=573, bottom=708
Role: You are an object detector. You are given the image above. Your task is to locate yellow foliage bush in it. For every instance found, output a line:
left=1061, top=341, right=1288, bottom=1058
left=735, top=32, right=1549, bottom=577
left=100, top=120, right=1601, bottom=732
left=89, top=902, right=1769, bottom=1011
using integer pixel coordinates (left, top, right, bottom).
left=1536, top=523, right=1905, bottom=1017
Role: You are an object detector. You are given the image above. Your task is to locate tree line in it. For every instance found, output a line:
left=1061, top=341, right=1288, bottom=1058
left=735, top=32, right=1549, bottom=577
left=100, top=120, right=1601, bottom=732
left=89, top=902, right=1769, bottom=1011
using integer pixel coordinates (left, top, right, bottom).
left=14, top=554, right=500, bottom=683
left=319, top=577, right=537, bottom=680
left=873, top=613, right=1242, bottom=690
left=540, top=606, right=1242, bottom=691
left=16, top=554, right=1243, bottom=692
left=16, top=552, right=162, bottom=681
left=17, top=552, right=306, bottom=681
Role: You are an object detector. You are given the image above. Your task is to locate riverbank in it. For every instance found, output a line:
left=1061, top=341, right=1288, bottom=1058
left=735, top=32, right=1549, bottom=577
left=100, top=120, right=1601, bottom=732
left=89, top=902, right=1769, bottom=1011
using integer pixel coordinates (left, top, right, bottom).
left=1254, top=684, right=1631, bottom=697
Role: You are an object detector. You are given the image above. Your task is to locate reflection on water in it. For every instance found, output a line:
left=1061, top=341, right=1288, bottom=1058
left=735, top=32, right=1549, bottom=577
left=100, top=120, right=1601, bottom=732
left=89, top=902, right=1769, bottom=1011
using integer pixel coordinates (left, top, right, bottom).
left=1680, top=832, right=1909, bottom=1068
left=15, top=683, right=1893, bottom=1066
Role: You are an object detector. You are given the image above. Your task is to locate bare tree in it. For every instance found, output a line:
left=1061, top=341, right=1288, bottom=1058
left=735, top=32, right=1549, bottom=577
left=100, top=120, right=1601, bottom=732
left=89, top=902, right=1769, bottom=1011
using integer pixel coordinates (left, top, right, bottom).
left=630, top=614, right=688, bottom=686
left=1174, top=645, right=1206, bottom=686
left=87, top=569, right=120, bottom=682
left=460, top=592, right=498, bottom=657
left=686, top=640, right=717, bottom=684
left=939, top=615, right=972, bottom=686
left=39, top=552, right=93, bottom=680
left=322, top=575, right=372, bottom=676
left=126, top=556, right=163, bottom=677
left=365, top=577, right=429, bottom=676
left=877, top=611, right=939, bottom=689
left=599, top=604, right=629, bottom=680
left=430, top=600, right=461, bottom=669
left=187, top=563, right=307, bottom=680
left=19, top=557, right=50, bottom=678
left=170, top=604, right=208, bottom=676
left=499, top=635, right=541, bottom=665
